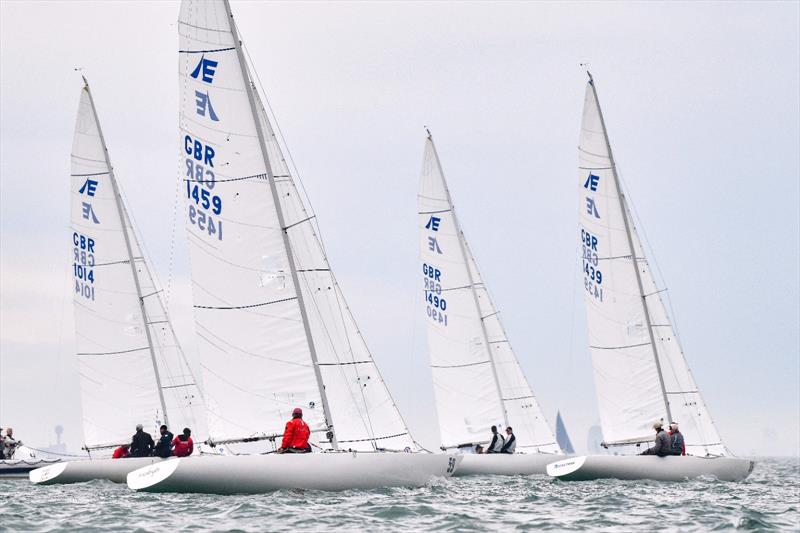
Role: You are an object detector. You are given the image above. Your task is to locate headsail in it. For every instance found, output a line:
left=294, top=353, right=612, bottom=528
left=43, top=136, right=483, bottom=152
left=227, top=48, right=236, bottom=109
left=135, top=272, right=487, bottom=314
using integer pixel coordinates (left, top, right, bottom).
left=578, top=74, right=725, bottom=457
left=71, top=81, right=203, bottom=451
left=419, top=134, right=559, bottom=453
left=555, top=411, right=575, bottom=454
left=178, top=0, right=415, bottom=452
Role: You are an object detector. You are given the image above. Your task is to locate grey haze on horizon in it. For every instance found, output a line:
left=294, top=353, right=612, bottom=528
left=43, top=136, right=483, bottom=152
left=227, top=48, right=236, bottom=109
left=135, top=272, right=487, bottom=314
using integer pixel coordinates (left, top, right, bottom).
left=1, top=1, right=798, bottom=457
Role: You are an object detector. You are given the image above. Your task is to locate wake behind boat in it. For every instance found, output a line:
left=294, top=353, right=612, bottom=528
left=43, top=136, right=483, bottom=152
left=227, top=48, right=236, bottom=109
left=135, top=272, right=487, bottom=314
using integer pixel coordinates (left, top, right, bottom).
left=549, top=73, right=753, bottom=482
left=127, top=453, right=459, bottom=494
left=418, top=134, right=564, bottom=476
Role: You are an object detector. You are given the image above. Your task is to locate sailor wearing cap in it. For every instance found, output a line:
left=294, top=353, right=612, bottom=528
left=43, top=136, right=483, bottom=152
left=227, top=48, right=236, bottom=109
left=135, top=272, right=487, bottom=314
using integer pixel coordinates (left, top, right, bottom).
left=277, top=407, right=312, bottom=454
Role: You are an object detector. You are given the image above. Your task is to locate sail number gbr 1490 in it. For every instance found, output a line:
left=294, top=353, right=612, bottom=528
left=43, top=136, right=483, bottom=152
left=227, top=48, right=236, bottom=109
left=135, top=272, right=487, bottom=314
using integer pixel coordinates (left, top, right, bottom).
left=423, top=263, right=448, bottom=326
left=185, top=135, right=223, bottom=241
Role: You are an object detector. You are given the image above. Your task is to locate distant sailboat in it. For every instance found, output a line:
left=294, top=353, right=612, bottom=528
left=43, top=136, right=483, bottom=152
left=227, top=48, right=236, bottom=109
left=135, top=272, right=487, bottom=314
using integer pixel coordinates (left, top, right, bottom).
left=547, top=73, right=754, bottom=482
left=555, top=411, right=575, bottom=455
left=418, top=132, right=563, bottom=476
left=127, top=0, right=457, bottom=494
left=31, top=79, right=206, bottom=485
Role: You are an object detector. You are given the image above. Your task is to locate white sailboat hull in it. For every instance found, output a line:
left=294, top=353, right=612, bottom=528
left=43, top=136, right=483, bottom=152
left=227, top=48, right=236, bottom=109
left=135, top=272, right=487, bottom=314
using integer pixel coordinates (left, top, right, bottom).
left=455, top=453, right=566, bottom=476
left=30, top=457, right=165, bottom=485
left=1, top=459, right=62, bottom=479
left=546, top=455, right=755, bottom=482
left=128, top=453, right=460, bottom=494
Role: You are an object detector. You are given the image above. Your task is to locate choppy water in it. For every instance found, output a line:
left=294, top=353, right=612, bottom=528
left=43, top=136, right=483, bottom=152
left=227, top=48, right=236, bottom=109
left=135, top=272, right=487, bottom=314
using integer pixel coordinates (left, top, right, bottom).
left=1, top=457, right=797, bottom=532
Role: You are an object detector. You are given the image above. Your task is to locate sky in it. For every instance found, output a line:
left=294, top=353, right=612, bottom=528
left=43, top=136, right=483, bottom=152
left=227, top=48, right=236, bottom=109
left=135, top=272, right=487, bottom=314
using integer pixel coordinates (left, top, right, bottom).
left=1, top=1, right=798, bottom=458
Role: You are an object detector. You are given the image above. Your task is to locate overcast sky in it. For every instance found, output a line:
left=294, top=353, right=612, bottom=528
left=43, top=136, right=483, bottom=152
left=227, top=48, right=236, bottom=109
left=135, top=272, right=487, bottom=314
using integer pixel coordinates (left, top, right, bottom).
left=1, top=1, right=798, bottom=457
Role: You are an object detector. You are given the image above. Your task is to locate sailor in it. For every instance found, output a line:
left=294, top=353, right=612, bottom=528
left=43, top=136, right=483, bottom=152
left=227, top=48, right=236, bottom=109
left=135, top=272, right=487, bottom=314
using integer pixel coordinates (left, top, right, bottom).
left=112, top=444, right=130, bottom=459
left=153, top=424, right=174, bottom=458
left=486, top=425, right=505, bottom=454
left=171, top=428, right=194, bottom=457
left=1, top=427, right=19, bottom=459
left=669, top=422, right=686, bottom=456
left=474, top=444, right=484, bottom=454
left=129, top=424, right=155, bottom=457
left=639, top=421, right=671, bottom=457
left=277, top=407, right=312, bottom=454
left=501, top=426, right=517, bottom=454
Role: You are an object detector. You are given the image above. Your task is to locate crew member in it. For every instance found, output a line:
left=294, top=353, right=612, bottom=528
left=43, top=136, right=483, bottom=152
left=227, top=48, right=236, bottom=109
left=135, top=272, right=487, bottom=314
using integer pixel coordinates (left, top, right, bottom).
left=172, top=428, right=194, bottom=457
left=277, top=407, right=311, bottom=454
left=112, top=444, right=130, bottom=459
left=1, top=427, right=19, bottom=459
left=639, top=421, right=671, bottom=457
left=669, top=422, right=685, bottom=456
left=474, top=444, right=484, bottom=454
left=501, top=426, right=516, bottom=454
left=486, top=425, right=505, bottom=454
left=153, top=425, right=174, bottom=458
left=129, top=424, right=155, bottom=457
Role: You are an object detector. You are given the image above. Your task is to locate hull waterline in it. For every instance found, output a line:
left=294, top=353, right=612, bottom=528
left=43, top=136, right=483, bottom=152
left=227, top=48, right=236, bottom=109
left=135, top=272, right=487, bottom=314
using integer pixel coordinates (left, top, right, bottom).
left=30, top=457, right=165, bottom=485
left=128, top=453, right=461, bottom=494
left=547, top=455, right=755, bottom=482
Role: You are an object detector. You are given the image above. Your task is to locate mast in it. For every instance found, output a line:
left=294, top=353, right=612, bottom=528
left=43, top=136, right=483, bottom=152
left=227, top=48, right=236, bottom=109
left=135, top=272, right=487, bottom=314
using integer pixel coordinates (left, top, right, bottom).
left=427, top=131, right=510, bottom=430
left=586, top=72, right=672, bottom=424
left=223, top=0, right=338, bottom=450
left=82, top=76, right=170, bottom=427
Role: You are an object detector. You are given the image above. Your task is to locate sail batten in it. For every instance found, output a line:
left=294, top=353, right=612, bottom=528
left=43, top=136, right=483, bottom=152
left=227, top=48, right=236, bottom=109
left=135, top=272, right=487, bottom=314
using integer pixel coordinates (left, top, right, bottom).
left=419, top=135, right=559, bottom=453
left=578, top=75, right=726, bottom=457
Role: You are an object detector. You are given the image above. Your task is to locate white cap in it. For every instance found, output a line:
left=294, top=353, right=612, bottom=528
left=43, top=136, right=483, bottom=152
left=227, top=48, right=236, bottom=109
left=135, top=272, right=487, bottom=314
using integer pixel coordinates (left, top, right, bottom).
left=136, top=424, right=143, bottom=430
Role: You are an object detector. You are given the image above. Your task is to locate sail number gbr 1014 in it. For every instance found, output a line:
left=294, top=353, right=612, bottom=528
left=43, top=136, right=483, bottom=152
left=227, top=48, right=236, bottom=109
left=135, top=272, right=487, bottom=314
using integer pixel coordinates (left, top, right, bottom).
left=423, top=263, right=448, bottom=326
left=580, top=228, right=603, bottom=302
left=73, top=231, right=96, bottom=301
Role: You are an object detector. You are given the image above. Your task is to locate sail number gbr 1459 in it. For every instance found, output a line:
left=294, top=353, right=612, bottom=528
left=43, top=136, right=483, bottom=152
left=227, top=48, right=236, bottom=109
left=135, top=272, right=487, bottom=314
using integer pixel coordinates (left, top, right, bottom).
left=580, top=228, right=603, bottom=302
left=423, top=263, right=448, bottom=326
left=185, top=135, right=223, bottom=241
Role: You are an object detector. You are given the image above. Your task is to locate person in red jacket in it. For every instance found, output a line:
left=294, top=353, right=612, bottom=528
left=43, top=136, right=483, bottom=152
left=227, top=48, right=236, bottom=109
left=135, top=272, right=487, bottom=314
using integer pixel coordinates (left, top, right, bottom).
left=171, top=428, right=194, bottom=457
left=111, top=444, right=129, bottom=459
left=277, top=407, right=311, bottom=454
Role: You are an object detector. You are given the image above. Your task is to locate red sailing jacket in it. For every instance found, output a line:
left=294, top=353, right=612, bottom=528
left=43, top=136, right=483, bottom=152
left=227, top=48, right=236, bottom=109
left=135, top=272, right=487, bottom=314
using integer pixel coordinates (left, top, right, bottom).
left=171, top=436, right=194, bottom=457
left=112, top=446, right=128, bottom=459
left=281, top=418, right=311, bottom=450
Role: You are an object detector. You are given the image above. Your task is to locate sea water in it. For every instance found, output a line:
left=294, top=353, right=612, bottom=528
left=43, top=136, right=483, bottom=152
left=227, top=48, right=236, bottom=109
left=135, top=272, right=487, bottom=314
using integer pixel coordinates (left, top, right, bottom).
left=1, top=457, right=797, bottom=531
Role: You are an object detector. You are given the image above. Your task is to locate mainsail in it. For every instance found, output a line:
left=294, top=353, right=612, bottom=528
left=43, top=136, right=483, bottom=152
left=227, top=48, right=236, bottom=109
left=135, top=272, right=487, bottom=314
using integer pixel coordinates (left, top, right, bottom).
left=70, top=80, right=203, bottom=451
left=578, top=73, right=726, bottom=457
left=178, top=0, right=414, bottom=452
left=419, top=134, right=559, bottom=453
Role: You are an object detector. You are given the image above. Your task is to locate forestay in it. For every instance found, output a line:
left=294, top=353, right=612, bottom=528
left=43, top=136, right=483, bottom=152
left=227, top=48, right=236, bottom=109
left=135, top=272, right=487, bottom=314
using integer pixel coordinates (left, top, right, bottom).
left=71, top=82, right=203, bottom=451
left=419, top=135, right=559, bottom=453
left=578, top=75, right=725, bottom=457
left=178, top=0, right=414, bottom=452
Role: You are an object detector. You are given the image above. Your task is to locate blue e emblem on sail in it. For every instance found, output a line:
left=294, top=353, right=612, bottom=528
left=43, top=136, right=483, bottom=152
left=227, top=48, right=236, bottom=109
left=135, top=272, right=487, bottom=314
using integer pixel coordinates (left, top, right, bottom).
left=82, top=202, right=100, bottom=224
left=79, top=178, right=98, bottom=197
left=586, top=197, right=601, bottom=219
left=428, top=237, right=442, bottom=254
left=190, top=56, right=218, bottom=84
left=195, top=91, right=219, bottom=121
left=584, top=173, right=600, bottom=191
left=425, top=216, right=441, bottom=231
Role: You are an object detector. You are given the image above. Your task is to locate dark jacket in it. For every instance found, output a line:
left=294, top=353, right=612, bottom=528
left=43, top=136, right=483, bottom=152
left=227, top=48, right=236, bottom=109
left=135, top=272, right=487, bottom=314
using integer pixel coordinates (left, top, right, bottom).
left=501, top=434, right=516, bottom=454
left=154, top=431, right=174, bottom=458
left=487, top=433, right=506, bottom=454
left=670, top=431, right=685, bottom=456
left=130, top=429, right=155, bottom=457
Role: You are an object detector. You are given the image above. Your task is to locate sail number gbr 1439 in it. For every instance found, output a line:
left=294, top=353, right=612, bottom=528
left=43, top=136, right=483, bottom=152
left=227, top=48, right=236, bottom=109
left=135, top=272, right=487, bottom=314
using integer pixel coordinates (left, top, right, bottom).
left=185, top=135, right=223, bottom=241
left=580, top=228, right=603, bottom=302
left=423, top=263, right=448, bottom=326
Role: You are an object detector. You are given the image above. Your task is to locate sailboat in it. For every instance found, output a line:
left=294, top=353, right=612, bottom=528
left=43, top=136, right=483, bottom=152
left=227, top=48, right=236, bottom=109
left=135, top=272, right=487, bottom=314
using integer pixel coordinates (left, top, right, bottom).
left=30, top=79, right=206, bottom=485
left=126, top=0, right=458, bottom=494
left=547, top=73, right=754, bottom=482
left=417, top=133, right=563, bottom=476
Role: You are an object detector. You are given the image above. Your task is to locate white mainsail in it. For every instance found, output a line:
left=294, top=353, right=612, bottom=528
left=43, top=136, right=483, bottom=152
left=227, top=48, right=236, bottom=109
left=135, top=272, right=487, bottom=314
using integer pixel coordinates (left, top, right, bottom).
left=578, top=74, right=726, bottom=457
left=178, top=0, right=415, bottom=452
left=71, top=80, right=203, bottom=451
left=419, top=135, right=559, bottom=453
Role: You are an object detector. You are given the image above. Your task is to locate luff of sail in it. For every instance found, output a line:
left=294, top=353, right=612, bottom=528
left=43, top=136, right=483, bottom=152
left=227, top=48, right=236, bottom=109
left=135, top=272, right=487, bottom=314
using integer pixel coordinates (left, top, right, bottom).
left=578, top=74, right=726, bottom=457
left=419, top=134, right=559, bottom=453
left=178, top=0, right=415, bottom=452
left=71, top=80, right=204, bottom=451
